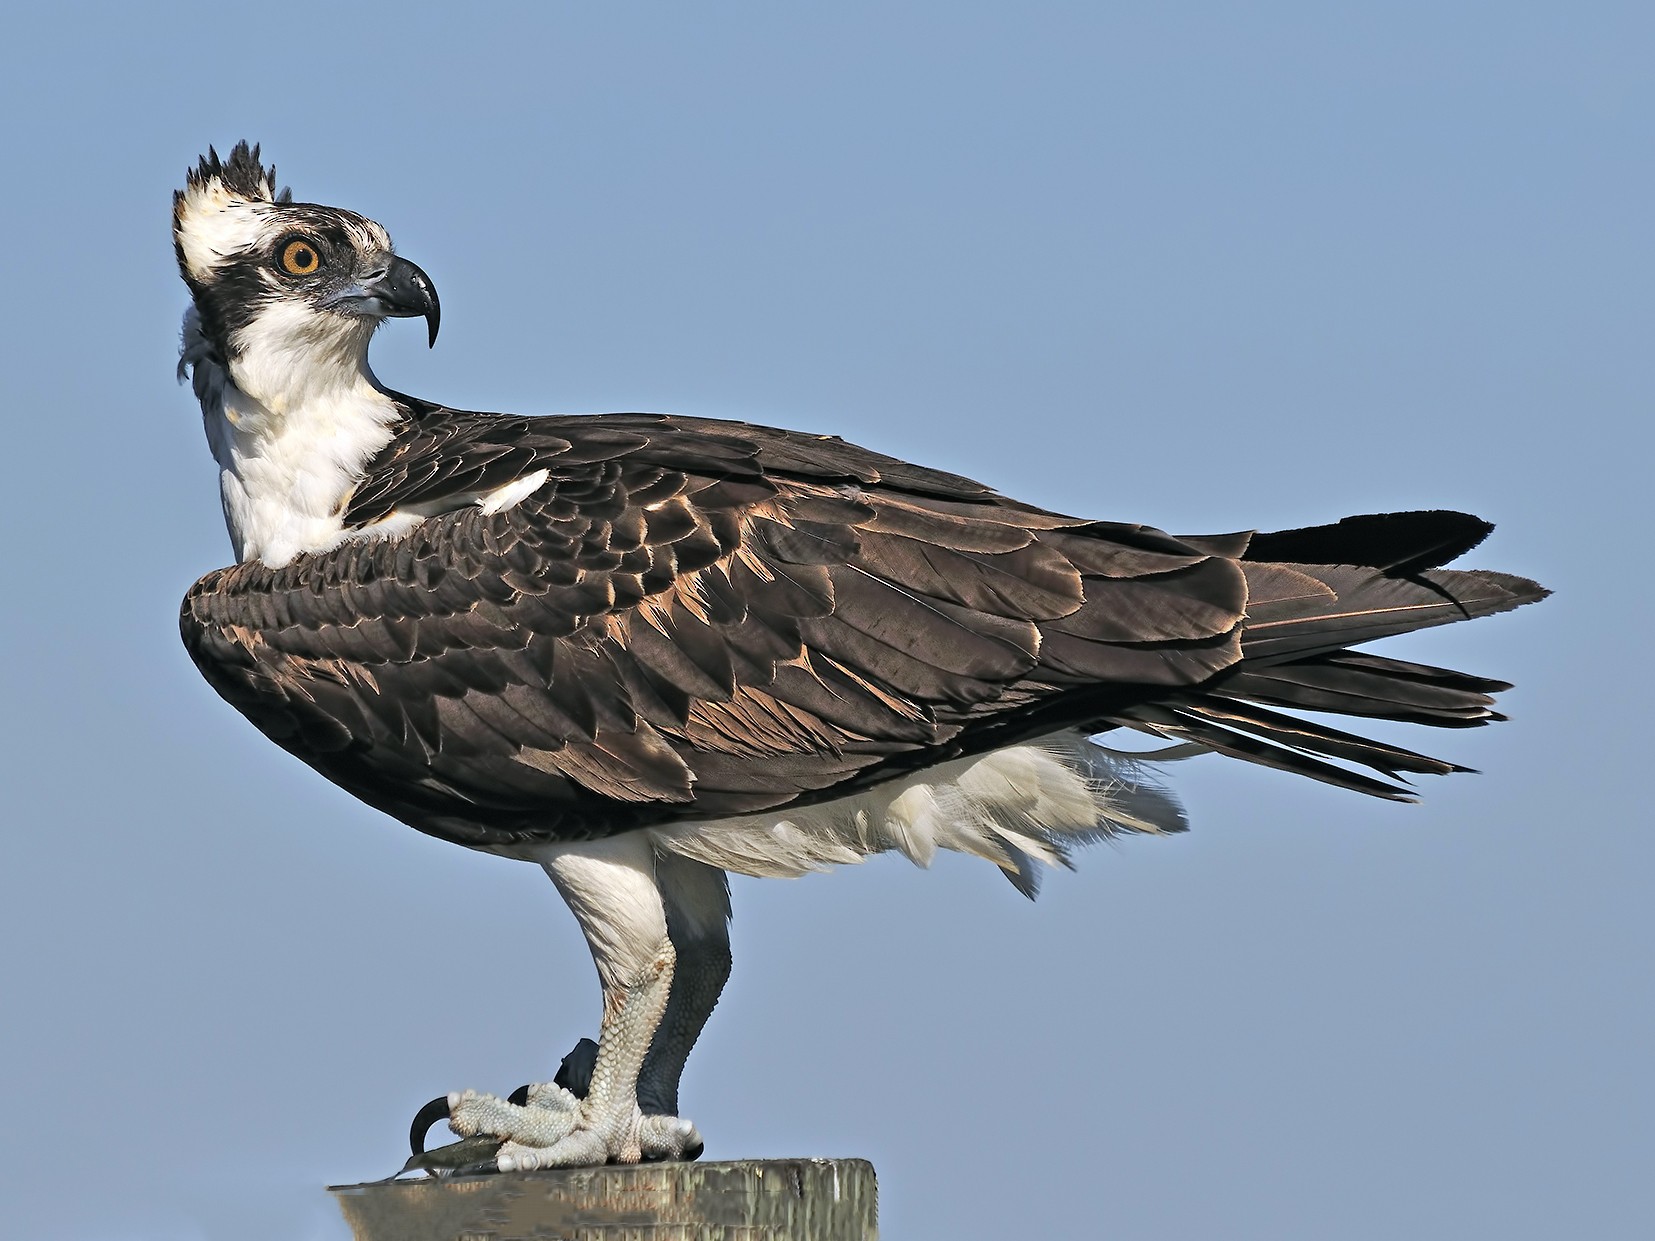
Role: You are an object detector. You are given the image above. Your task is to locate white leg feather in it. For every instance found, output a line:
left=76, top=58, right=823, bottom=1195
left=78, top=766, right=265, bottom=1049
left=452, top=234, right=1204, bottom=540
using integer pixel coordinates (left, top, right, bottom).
left=651, top=729, right=1189, bottom=895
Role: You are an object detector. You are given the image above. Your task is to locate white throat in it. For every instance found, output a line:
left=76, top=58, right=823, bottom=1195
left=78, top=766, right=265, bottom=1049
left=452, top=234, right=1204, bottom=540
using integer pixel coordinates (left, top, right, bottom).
left=183, top=306, right=401, bottom=568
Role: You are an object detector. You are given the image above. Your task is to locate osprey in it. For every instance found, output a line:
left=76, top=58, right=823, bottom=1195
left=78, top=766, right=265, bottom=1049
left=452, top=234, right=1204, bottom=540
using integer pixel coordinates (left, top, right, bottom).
left=174, top=143, right=1546, bottom=1173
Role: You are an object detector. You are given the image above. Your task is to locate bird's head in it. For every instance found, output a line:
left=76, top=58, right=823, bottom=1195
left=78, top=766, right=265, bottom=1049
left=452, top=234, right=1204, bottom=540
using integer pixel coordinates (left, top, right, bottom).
left=173, top=143, right=439, bottom=408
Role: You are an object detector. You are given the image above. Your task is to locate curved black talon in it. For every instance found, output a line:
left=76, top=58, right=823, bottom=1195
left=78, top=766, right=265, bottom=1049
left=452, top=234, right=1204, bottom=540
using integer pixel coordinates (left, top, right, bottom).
left=401, top=1083, right=534, bottom=1178
left=409, top=1094, right=453, bottom=1156
left=400, top=1037, right=598, bottom=1175
left=554, top=1037, right=598, bottom=1100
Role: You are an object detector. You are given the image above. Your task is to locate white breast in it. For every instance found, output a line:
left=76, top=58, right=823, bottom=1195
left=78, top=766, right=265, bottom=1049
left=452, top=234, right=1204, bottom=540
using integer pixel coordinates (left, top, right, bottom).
left=183, top=304, right=402, bottom=568
left=202, top=372, right=402, bottom=568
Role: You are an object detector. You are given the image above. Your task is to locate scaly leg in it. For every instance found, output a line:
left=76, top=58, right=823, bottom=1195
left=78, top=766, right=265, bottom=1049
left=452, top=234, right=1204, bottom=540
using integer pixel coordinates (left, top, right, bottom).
left=638, top=854, right=732, bottom=1126
left=446, top=833, right=704, bottom=1167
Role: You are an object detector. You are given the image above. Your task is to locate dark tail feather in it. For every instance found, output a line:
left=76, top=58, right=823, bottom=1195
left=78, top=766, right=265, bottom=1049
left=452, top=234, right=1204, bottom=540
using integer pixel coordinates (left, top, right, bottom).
left=1114, top=699, right=1453, bottom=800
left=1113, top=511, right=1548, bottom=799
left=1242, top=509, right=1494, bottom=575
left=1215, top=651, right=1512, bottom=727
left=1239, top=563, right=1547, bottom=663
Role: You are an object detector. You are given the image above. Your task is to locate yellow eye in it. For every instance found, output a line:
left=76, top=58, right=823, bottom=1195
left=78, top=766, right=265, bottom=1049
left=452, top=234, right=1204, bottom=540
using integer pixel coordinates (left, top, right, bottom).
left=279, top=237, right=322, bottom=276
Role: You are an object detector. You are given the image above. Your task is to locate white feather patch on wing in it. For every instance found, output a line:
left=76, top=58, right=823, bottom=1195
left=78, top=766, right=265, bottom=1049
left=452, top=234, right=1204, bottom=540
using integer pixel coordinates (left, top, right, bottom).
left=344, top=469, right=552, bottom=548
left=651, top=729, right=1190, bottom=897
left=478, top=469, right=549, bottom=514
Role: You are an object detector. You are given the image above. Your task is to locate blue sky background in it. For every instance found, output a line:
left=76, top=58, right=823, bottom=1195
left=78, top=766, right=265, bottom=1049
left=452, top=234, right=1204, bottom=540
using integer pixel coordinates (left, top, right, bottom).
left=1, top=4, right=1649, bottom=1238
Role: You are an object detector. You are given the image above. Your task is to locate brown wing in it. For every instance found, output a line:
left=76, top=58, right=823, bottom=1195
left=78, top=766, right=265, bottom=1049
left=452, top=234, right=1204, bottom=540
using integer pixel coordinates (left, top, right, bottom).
left=184, top=415, right=1547, bottom=847
left=180, top=417, right=1253, bottom=849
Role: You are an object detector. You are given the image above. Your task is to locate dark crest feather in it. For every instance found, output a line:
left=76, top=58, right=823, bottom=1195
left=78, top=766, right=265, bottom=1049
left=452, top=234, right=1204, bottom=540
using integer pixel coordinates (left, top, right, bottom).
left=181, top=140, right=289, bottom=202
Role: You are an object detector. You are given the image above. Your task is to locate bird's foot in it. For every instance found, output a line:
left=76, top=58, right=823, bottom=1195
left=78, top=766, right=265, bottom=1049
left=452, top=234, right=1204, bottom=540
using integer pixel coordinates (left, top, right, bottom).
left=447, top=1084, right=702, bottom=1168
left=402, top=1037, right=598, bottom=1176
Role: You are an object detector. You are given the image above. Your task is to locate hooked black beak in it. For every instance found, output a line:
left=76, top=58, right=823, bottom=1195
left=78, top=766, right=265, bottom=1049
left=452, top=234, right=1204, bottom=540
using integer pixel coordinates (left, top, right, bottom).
left=327, top=254, right=441, bottom=347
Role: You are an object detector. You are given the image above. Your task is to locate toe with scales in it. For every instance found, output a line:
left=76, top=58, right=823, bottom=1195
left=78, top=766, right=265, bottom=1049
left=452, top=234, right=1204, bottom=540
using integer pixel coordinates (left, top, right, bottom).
left=405, top=1038, right=597, bottom=1173
left=448, top=1084, right=703, bottom=1170
left=405, top=1026, right=706, bottom=1174
left=397, top=843, right=730, bottom=1176
left=444, top=935, right=702, bottom=1169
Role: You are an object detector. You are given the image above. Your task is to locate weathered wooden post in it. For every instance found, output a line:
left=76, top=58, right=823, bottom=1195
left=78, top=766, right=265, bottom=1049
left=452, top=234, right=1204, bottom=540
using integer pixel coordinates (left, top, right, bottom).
left=331, top=1157, right=878, bottom=1240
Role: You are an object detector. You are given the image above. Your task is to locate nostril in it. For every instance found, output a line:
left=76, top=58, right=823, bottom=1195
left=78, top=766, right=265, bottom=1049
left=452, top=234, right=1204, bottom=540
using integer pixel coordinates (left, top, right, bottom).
left=359, top=266, right=388, bottom=284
